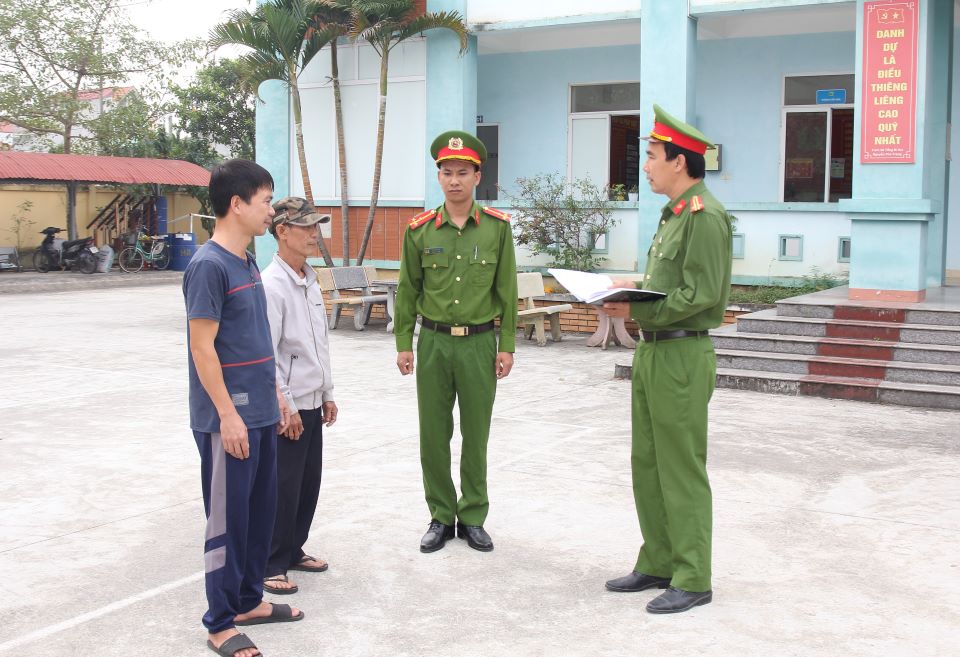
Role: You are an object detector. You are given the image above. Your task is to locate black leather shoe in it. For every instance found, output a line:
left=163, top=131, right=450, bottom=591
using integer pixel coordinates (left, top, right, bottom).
left=455, top=522, right=493, bottom=551
left=646, top=587, right=713, bottom=614
left=605, top=571, right=671, bottom=592
left=419, top=520, right=454, bottom=553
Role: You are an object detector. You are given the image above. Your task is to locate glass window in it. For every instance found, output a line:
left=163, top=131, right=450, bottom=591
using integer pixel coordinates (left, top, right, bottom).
left=784, top=74, right=855, bottom=105
left=779, top=235, right=803, bottom=261
left=783, top=108, right=853, bottom=202
left=571, top=83, right=640, bottom=113
left=838, top=237, right=851, bottom=262
left=783, top=112, right=828, bottom=202
left=732, top=233, right=745, bottom=259
left=476, top=124, right=498, bottom=201
left=782, top=74, right=854, bottom=203
left=609, top=115, right=641, bottom=191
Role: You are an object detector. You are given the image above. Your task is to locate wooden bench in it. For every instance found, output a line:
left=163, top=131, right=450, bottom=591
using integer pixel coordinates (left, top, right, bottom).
left=316, top=265, right=389, bottom=331
left=517, top=272, right=573, bottom=346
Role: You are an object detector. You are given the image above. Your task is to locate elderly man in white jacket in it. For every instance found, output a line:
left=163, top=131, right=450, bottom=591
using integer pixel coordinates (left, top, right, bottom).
left=260, top=197, right=338, bottom=596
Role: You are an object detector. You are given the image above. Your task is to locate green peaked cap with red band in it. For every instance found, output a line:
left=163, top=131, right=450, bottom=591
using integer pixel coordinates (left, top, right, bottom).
left=644, top=104, right=715, bottom=155
left=430, top=130, right=487, bottom=167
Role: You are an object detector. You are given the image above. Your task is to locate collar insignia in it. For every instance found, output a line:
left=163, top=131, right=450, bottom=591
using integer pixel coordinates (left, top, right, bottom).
left=672, top=199, right=687, bottom=216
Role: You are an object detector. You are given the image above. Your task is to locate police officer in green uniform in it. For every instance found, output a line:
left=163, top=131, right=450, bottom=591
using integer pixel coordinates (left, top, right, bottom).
left=602, top=105, right=732, bottom=614
left=394, top=130, right=518, bottom=554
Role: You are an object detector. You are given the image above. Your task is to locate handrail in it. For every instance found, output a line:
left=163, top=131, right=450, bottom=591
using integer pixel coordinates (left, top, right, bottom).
left=168, top=213, right=214, bottom=234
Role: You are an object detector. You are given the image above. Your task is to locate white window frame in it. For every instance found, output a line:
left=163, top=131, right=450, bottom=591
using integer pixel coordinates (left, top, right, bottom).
left=567, top=81, right=641, bottom=185
left=779, top=72, right=855, bottom=203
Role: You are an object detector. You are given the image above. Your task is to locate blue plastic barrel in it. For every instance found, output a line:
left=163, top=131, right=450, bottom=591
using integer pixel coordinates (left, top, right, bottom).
left=155, top=196, right=168, bottom=234
left=168, top=233, right=197, bottom=271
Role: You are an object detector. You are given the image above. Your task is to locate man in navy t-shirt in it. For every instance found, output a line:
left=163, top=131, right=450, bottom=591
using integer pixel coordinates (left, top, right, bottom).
left=183, top=159, right=300, bottom=657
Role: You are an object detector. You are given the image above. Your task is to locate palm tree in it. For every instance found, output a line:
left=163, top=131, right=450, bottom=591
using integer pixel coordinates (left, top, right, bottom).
left=310, top=1, right=354, bottom=265
left=345, top=0, right=467, bottom=264
left=211, top=0, right=337, bottom=266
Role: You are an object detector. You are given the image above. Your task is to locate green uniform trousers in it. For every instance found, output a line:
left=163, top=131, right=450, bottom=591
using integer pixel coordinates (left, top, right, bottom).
left=631, top=334, right=716, bottom=593
left=415, top=327, right=497, bottom=526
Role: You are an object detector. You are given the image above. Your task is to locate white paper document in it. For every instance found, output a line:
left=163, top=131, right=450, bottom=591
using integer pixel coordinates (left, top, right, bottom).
left=547, top=268, right=666, bottom=305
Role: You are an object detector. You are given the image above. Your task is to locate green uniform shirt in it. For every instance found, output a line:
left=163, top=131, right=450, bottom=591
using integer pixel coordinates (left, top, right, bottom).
left=395, top=201, right=518, bottom=353
left=630, top=180, right=733, bottom=331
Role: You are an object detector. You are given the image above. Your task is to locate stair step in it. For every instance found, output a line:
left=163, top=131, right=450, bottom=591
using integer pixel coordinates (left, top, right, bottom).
left=715, top=349, right=960, bottom=386
left=735, top=308, right=960, bottom=345
left=776, top=299, right=960, bottom=327
left=710, top=325, right=960, bottom=366
left=716, top=368, right=960, bottom=410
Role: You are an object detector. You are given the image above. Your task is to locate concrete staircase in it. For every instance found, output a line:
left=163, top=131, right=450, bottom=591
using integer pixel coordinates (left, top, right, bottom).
left=711, top=288, right=960, bottom=410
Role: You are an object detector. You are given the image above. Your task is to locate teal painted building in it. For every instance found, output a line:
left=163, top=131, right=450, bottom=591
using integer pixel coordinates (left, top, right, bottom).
left=257, top=0, right=959, bottom=301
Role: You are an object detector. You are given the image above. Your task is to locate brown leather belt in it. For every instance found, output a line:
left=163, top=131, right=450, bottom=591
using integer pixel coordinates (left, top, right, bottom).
left=421, top=318, right=495, bottom=337
left=641, top=329, right=709, bottom=342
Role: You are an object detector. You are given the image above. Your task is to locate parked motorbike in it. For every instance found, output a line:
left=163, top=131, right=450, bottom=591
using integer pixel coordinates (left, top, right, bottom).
left=33, top=227, right=98, bottom=274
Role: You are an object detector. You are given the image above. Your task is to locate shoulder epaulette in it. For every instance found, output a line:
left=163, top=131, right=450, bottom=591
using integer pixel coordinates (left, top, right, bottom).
left=482, top=206, right=511, bottom=222
left=408, top=209, right=437, bottom=230
left=690, top=196, right=705, bottom=213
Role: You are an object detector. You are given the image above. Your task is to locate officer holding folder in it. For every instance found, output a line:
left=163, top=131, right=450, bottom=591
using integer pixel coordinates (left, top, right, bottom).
left=603, top=105, right=733, bottom=614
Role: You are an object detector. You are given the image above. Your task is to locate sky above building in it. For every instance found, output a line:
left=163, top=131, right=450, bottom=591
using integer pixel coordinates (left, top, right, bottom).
left=125, top=0, right=252, bottom=45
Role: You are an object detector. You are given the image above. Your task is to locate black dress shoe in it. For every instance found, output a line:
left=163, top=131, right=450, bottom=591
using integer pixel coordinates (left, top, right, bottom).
left=646, top=587, right=713, bottom=614
left=605, top=571, right=671, bottom=592
left=455, top=522, right=493, bottom=551
left=419, top=520, right=454, bottom=553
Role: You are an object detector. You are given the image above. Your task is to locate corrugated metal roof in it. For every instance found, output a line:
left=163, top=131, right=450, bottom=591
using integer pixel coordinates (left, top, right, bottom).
left=0, top=152, right=210, bottom=186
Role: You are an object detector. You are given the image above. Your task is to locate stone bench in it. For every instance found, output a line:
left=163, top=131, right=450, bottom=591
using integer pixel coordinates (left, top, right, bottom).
left=316, top=265, right=389, bottom=331
left=517, top=272, right=572, bottom=346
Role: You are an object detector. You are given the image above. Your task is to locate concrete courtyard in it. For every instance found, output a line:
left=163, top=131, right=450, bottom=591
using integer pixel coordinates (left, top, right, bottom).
left=0, top=279, right=957, bottom=657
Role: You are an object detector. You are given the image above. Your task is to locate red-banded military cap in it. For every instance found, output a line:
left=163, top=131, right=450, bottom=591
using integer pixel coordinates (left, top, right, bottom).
left=430, top=130, right=487, bottom=167
left=644, top=104, right=715, bottom=155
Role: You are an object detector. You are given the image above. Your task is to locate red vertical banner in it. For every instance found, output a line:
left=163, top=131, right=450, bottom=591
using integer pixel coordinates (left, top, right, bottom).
left=861, top=1, right=919, bottom=163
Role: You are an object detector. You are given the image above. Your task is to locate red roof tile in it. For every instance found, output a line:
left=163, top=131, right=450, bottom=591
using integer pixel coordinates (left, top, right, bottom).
left=76, top=86, right=134, bottom=101
left=0, top=152, right=210, bottom=186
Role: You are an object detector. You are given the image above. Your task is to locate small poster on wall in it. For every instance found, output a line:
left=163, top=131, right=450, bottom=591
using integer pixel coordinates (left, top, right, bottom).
left=831, top=158, right=846, bottom=178
left=786, top=158, right=814, bottom=179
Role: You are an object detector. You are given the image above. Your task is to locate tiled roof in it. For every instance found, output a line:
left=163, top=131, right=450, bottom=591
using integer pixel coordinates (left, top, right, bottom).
left=0, top=151, right=210, bottom=186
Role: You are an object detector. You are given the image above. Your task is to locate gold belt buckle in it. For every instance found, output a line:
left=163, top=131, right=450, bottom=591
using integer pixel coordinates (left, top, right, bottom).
left=450, top=326, right=468, bottom=337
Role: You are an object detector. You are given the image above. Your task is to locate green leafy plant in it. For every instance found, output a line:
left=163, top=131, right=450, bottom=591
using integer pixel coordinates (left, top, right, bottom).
left=7, top=201, right=35, bottom=259
left=211, top=0, right=337, bottom=266
left=609, top=183, right=627, bottom=201
left=505, top=173, right=618, bottom=272
left=728, top=267, right=848, bottom=305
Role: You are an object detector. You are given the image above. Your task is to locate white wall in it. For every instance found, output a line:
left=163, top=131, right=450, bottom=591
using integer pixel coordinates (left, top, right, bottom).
left=730, top=210, right=851, bottom=282
left=289, top=39, right=426, bottom=203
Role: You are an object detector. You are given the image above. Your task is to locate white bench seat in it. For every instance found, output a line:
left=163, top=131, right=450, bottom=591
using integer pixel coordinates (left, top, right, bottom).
left=517, top=272, right=572, bottom=346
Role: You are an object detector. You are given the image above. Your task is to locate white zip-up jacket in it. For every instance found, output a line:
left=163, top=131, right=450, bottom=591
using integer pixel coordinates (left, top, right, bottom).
left=261, top=253, right=334, bottom=412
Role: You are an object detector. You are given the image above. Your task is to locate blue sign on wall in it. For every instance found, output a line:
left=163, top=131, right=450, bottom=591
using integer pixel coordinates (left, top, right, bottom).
left=816, top=89, right=847, bottom=104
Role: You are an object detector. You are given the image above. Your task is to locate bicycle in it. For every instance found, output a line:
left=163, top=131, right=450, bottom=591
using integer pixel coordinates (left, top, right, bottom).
left=118, top=230, right=170, bottom=273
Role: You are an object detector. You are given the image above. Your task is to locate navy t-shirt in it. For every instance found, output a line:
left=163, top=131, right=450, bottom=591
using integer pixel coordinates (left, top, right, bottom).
left=183, top=240, right=280, bottom=432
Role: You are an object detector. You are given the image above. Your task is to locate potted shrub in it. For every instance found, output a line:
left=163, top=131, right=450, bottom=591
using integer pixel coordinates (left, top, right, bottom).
left=627, top=185, right=639, bottom=201
left=608, top=183, right=626, bottom=201
left=505, top=173, right=619, bottom=272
